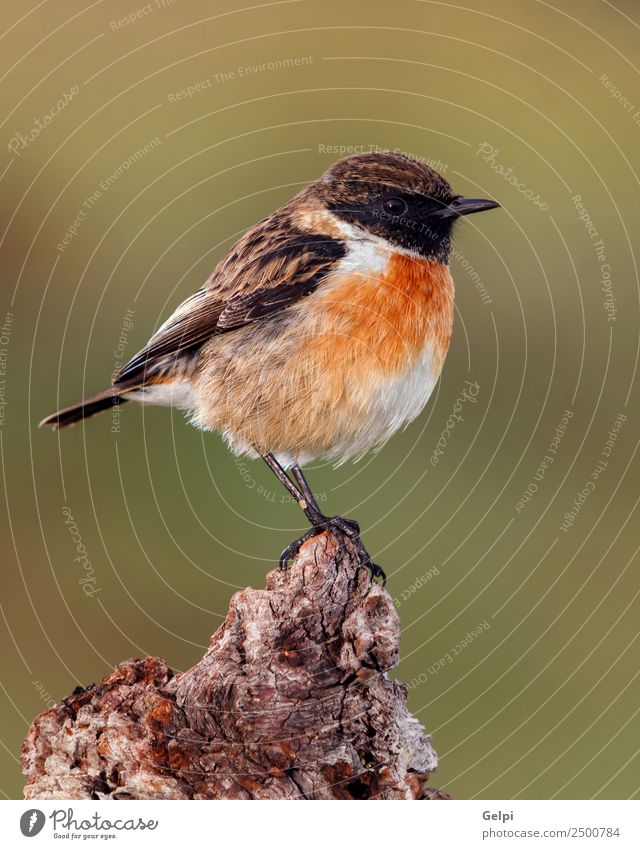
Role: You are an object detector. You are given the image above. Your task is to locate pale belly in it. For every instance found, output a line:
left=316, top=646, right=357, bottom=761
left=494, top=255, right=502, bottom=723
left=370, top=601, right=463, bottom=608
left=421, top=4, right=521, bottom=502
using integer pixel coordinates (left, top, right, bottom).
left=189, top=328, right=441, bottom=466
left=313, top=340, right=440, bottom=465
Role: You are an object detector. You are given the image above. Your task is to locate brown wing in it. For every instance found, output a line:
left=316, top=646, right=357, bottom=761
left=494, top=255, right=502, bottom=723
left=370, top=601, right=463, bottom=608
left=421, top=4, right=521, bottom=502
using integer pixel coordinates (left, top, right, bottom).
left=114, top=216, right=345, bottom=388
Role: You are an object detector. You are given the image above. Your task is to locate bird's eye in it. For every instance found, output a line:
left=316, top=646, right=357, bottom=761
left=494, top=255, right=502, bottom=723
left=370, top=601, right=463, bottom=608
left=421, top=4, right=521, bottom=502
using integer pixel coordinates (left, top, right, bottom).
left=382, top=197, right=408, bottom=216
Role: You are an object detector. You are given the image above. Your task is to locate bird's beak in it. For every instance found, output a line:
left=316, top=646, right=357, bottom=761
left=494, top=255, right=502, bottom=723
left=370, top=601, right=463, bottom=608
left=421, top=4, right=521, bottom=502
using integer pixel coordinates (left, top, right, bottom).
left=433, top=196, right=501, bottom=219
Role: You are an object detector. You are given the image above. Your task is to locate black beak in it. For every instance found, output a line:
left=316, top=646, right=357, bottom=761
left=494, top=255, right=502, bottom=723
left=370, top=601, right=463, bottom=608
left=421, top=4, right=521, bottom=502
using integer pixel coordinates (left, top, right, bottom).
left=433, top=196, right=501, bottom=219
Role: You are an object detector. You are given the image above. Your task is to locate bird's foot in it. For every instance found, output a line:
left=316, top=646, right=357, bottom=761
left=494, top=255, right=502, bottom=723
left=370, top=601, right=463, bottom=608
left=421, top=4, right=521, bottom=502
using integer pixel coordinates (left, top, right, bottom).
left=278, top=527, right=319, bottom=570
left=278, top=515, right=386, bottom=585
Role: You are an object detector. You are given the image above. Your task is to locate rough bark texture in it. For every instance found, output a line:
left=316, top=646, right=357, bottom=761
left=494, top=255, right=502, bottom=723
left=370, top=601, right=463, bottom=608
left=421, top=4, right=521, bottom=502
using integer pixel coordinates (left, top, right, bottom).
left=22, top=531, right=448, bottom=800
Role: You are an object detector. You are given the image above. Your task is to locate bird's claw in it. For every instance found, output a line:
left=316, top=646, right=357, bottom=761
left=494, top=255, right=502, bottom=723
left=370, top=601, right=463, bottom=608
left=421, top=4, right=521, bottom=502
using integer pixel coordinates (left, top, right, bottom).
left=278, top=527, right=318, bottom=570
left=364, top=560, right=387, bottom=586
left=278, top=515, right=386, bottom=585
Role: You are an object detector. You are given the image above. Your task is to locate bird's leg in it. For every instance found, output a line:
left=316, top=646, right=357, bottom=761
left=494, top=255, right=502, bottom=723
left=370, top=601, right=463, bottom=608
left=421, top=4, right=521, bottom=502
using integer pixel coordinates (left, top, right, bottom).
left=261, top=453, right=327, bottom=566
left=261, top=454, right=385, bottom=584
left=292, top=464, right=385, bottom=580
left=262, top=453, right=319, bottom=523
left=289, top=464, right=327, bottom=521
left=290, top=464, right=358, bottom=534
left=290, top=463, right=386, bottom=584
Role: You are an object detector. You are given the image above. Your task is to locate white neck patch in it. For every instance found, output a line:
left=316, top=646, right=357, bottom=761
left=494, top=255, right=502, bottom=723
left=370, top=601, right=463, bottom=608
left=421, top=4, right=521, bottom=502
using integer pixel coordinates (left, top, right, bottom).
left=331, top=218, right=427, bottom=277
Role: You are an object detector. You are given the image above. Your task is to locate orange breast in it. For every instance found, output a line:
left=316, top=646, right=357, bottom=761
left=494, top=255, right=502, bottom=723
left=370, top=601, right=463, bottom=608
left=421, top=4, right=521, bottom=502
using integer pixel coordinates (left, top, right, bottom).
left=193, top=251, right=455, bottom=461
left=313, top=252, right=454, bottom=377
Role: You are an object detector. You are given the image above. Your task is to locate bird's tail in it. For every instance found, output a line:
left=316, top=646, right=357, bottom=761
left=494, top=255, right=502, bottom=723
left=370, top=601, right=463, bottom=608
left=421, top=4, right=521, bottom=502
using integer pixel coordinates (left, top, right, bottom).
left=39, top=388, right=127, bottom=429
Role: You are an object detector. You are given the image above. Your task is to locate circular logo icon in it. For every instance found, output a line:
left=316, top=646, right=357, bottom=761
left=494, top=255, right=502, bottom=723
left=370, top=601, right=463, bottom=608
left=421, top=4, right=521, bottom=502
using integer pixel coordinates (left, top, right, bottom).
left=20, top=809, right=45, bottom=837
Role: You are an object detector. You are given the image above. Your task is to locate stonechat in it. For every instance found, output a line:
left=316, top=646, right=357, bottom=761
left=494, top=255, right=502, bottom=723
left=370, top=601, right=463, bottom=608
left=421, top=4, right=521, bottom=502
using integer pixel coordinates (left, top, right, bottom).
left=41, top=152, right=499, bottom=582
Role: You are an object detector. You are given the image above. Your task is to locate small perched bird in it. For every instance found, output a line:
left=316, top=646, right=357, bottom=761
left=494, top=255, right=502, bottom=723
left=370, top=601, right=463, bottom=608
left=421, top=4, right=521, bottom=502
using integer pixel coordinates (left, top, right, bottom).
left=41, top=152, right=499, bottom=581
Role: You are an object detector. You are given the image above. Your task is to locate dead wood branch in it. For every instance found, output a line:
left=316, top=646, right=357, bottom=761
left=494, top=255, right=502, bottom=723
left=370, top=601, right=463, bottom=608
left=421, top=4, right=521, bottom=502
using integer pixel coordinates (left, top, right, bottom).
left=22, top=531, right=448, bottom=800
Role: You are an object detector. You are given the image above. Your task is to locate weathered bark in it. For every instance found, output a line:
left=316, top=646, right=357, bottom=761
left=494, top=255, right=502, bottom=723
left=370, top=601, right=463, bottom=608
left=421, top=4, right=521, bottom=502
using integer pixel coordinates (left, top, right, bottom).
left=22, top=531, right=448, bottom=800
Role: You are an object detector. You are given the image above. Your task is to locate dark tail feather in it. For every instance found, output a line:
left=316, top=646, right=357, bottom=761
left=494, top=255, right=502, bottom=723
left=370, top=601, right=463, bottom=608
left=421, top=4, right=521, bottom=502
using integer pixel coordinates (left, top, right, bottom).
left=39, top=388, right=127, bottom=429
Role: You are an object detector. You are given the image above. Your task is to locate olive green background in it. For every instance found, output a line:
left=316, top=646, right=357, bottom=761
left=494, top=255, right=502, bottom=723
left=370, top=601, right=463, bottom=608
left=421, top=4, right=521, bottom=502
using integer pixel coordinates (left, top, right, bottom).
left=1, top=0, right=639, bottom=799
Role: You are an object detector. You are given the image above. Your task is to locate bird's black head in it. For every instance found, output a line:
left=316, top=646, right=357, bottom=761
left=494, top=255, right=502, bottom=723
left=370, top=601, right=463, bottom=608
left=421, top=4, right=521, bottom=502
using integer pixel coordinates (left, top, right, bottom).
left=315, top=151, right=499, bottom=263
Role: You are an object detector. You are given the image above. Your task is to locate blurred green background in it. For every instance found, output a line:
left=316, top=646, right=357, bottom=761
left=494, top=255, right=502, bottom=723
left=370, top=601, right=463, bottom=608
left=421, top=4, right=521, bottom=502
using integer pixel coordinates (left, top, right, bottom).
left=1, top=0, right=639, bottom=799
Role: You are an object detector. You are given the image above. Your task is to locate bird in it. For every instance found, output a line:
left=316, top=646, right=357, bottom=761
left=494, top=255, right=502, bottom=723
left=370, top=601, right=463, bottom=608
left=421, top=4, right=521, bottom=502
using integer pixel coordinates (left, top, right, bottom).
left=41, top=151, right=499, bottom=582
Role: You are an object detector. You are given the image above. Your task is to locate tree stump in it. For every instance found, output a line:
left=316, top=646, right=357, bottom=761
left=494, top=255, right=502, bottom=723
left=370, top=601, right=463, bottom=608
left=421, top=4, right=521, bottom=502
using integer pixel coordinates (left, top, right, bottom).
left=22, top=531, right=447, bottom=800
